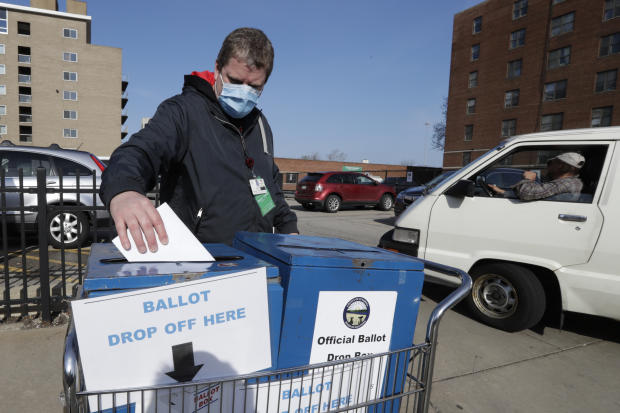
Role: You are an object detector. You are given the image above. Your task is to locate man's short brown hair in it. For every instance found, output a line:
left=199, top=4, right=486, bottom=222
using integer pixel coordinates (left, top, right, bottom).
left=216, top=28, right=274, bottom=81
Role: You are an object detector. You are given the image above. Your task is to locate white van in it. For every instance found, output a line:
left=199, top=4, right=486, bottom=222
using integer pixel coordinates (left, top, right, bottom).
left=380, top=127, right=620, bottom=332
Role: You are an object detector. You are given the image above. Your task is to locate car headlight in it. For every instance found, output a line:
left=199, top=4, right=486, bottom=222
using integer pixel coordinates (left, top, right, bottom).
left=397, top=191, right=407, bottom=200
left=392, top=228, right=420, bottom=244
left=315, top=184, right=323, bottom=192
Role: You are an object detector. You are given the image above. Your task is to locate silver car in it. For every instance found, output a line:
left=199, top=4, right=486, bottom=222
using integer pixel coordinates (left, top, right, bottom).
left=0, top=141, right=109, bottom=248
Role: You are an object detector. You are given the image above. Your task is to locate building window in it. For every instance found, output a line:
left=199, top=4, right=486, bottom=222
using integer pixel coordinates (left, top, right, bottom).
left=504, top=89, right=520, bottom=108
left=592, top=107, right=613, bottom=127
left=468, top=71, right=478, bottom=88
left=17, top=21, right=30, bottom=36
left=0, top=105, right=5, bottom=115
left=543, top=80, right=567, bottom=101
left=20, top=125, right=32, bottom=143
left=541, top=113, right=563, bottom=131
left=510, top=29, right=526, bottom=49
left=501, top=119, right=517, bottom=138
left=600, top=33, right=620, bottom=57
left=595, top=69, right=617, bottom=92
left=551, top=13, right=574, bottom=37
left=0, top=44, right=4, bottom=54
left=0, top=8, right=7, bottom=34
left=18, top=66, right=31, bottom=83
left=463, top=152, right=472, bottom=166
left=0, top=64, right=4, bottom=75
left=63, top=52, right=78, bottom=62
left=285, top=173, right=298, bottom=184
left=19, top=86, right=31, bottom=102
left=0, top=124, right=6, bottom=135
left=552, top=0, right=566, bottom=4
left=17, top=46, right=31, bottom=63
left=513, top=0, right=528, bottom=20
left=63, top=90, right=78, bottom=101
left=0, top=85, right=5, bottom=95
left=466, top=98, right=476, bottom=114
left=548, top=46, right=571, bottom=69
left=471, top=44, right=480, bottom=61
left=63, top=71, right=78, bottom=81
left=19, top=106, right=31, bottom=123
left=63, top=28, right=78, bottom=39
left=63, top=128, right=78, bottom=138
left=473, top=16, right=482, bottom=34
left=63, top=110, right=78, bottom=120
left=507, top=59, right=522, bottom=78
left=604, top=0, right=620, bottom=21
left=464, top=125, right=474, bottom=141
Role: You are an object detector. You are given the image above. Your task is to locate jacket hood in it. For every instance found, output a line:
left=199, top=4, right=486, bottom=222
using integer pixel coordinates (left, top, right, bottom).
left=183, top=70, right=217, bottom=102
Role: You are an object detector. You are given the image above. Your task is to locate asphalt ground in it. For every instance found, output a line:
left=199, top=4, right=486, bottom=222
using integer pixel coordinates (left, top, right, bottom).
left=1, top=200, right=619, bottom=412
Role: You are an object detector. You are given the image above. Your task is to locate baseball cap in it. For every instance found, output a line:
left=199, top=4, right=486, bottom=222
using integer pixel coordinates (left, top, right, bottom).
left=550, top=152, right=585, bottom=169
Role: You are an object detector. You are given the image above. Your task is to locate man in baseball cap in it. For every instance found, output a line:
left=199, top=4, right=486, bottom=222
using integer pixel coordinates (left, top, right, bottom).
left=490, top=152, right=585, bottom=201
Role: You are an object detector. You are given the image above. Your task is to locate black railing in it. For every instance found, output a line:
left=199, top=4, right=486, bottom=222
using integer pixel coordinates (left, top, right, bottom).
left=0, top=167, right=114, bottom=322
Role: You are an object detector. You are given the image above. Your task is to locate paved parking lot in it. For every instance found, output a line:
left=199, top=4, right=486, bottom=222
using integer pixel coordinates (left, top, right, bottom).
left=1, top=201, right=619, bottom=412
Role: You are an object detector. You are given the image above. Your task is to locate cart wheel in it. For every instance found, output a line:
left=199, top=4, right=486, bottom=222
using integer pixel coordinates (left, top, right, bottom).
left=466, top=262, right=545, bottom=332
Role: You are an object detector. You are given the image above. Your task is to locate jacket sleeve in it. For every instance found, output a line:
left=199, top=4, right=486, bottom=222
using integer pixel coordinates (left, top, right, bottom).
left=100, top=98, right=188, bottom=207
left=261, top=115, right=299, bottom=234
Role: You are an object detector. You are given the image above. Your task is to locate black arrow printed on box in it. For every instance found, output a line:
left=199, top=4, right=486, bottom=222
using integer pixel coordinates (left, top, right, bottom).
left=166, top=342, right=204, bottom=382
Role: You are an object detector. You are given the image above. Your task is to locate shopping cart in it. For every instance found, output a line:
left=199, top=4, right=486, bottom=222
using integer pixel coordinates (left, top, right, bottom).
left=61, top=260, right=471, bottom=413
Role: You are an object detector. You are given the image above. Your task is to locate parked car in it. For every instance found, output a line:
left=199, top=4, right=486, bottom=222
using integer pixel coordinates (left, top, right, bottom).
left=294, top=171, right=396, bottom=212
left=383, top=176, right=419, bottom=194
left=394, top=171, right=455, bottom=216
left=394, top=168, right=525, bottom=216
left=0, top=141, right=108, bottom=248
left=380, top=127, right=620, bottom=332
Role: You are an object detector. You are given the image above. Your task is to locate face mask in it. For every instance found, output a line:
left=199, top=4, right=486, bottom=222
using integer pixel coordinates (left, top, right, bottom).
left=217, top=73, right=261, bottom=119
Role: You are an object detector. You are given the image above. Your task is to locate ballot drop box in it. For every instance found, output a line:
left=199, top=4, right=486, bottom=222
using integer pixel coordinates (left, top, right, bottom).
left=233, top=232, right=425, bottom=412
left=65, top=242, right=284, bottom=413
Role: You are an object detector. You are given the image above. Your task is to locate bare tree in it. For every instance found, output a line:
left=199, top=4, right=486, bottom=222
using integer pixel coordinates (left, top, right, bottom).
left=431, top=97, right=448, bottom=151
left=327, top=149, right=346, bottom=161
left=300, top=152, right=321, bottom=160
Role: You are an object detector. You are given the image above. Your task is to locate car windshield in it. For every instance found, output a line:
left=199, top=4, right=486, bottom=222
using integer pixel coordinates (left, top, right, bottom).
left=426, top=171, right=455, bottom=188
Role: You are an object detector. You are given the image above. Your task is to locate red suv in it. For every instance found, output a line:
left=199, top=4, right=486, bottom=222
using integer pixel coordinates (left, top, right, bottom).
left=294, top=172, right=396, bottom=213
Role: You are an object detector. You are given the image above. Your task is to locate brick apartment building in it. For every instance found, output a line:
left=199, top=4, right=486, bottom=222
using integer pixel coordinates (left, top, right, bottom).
left=444, top=0, right=620, bottom=169
left=0, top=0, right=126, bottom=157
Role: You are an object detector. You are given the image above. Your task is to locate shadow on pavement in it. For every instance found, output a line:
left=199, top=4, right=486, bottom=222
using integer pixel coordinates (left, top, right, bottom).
left=374, top=217, right=396, bottom=225
left=421, top=282, right=620, bottom=343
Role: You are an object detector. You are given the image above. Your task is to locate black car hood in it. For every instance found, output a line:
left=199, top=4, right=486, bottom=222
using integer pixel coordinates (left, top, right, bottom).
left=401, top=185, right=427, bottom=195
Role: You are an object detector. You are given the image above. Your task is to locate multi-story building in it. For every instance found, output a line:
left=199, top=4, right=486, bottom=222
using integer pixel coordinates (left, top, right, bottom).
left=445, top=0, right=620, bottom=169
left=0, top=0, right=126, bottom=157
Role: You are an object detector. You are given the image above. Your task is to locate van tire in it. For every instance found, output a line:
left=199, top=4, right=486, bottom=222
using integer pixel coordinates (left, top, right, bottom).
left=466, top=263, right=545, bottom=332
left=324, top=195, right=341, bottom=213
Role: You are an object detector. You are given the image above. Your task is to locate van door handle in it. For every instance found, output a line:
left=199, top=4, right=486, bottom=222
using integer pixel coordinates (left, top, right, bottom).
left=558, top=214, right=587, bottom=222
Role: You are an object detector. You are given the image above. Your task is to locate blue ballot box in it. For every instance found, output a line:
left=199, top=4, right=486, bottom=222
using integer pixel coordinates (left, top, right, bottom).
left=233, top=232, right=425, bottom=368
left=81, top=242, right=284, bottom=367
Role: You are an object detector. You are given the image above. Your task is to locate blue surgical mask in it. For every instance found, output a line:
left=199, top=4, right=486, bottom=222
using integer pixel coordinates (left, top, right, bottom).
left=217, top=73, right=261, bottom=118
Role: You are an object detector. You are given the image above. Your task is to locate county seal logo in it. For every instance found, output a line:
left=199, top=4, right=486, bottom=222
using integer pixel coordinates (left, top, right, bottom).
left=343, top=297, right=370, bottom=329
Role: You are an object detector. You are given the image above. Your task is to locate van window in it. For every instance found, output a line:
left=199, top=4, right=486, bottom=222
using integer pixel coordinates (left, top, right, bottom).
left=470, top=144, right=608, bottom=203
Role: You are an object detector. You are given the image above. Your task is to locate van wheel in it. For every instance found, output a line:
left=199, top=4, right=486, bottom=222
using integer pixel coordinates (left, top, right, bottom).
left=378, top=194, right=394, bottom=211
left=324, top=195, right=341, bottom=213
left=466, top=263, right=545, bottom=332
left=48, top=211, right=89, bottom=249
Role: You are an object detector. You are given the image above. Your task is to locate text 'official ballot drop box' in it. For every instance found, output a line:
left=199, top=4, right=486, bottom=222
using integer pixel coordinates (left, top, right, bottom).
left=79, top=243, right=284, bottom=369
left=233, top=232, right=425, bottom=369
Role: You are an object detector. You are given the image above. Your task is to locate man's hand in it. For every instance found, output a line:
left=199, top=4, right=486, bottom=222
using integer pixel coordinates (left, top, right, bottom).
left=523, top=170, right=537, bottom=181
left=488, top=184, right=505, bottom=195
left=109, top=191, right=168, bottom=253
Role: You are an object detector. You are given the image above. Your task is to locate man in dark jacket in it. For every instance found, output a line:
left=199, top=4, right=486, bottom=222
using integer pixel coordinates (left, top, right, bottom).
left=101, top=28, right=298, bottom=253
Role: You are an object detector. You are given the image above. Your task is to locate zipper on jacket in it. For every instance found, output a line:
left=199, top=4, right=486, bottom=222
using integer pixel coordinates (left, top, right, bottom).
left=194, top=208, right=203, bottom=234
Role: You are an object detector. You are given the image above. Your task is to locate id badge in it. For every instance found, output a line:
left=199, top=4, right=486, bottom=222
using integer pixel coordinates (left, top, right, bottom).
left=250, top=178, right=267, bottom=195
left=255, top=192, right=275, bottom=216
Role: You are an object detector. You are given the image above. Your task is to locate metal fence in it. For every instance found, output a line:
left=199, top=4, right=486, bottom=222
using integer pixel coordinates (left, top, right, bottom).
left=0, top=166, right=113, bottom=322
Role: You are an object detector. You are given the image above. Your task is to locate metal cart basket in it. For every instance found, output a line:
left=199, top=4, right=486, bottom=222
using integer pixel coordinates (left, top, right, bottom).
left=62, top=261, right=471, bottom=413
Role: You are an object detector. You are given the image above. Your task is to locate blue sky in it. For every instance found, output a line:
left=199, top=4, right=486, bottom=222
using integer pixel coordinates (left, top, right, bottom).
left=16, top=0, right=481, bottom=166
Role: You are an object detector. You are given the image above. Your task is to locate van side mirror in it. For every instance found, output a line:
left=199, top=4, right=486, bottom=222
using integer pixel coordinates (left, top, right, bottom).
left=445, top=179, right=475, bottom=198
